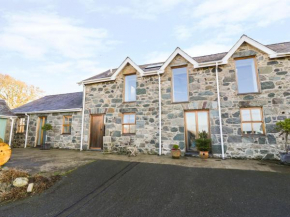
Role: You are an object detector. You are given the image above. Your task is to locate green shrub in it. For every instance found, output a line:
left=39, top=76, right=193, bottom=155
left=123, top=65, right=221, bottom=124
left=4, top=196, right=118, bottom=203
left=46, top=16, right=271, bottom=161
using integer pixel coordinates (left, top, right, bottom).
left=41, top=123, right=52, bottom=131
left=195, top=131, right=211, bottom=152
left=276, top=118, right=290, bottom=153
left=0, top=137, right=3, bottom=143
left=172, top=144, right=179, bottom=150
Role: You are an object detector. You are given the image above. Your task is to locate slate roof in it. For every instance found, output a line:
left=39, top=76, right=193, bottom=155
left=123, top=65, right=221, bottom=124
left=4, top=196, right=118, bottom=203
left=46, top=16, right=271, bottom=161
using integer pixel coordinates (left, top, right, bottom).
left=12, top=92, right=83, bottom=114
left=266, top=42, right=290, bottom=53
left=0, top=98, right=15, bottom=117
left=84, top=41, right=290, bottom=82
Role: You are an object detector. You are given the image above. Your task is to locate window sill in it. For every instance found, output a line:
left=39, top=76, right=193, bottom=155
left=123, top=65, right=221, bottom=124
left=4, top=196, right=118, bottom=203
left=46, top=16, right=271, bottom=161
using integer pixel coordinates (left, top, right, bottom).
left=61, top=133, right=71, bottom=135
left=171, top=101, right=189, bottom=104
left=237, top=92, right=261, bottom=95
left=122, top=133, right=136, bottom=136
left=123, top=101, right=136, bottom=104
left=16, top=133, right=25, bottom=135
left=242, top=134, right=266, bottom=137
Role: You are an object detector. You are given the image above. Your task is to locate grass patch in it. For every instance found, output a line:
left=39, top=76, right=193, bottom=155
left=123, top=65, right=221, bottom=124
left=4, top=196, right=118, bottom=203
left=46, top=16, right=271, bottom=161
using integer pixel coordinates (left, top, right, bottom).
left=0, top=168, right=61, bottom=203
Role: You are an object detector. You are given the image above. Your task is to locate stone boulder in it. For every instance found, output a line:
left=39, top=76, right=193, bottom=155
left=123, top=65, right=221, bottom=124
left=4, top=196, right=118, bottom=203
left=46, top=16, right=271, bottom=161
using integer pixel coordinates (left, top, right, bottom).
left=13, top=177, right=29, bottom=187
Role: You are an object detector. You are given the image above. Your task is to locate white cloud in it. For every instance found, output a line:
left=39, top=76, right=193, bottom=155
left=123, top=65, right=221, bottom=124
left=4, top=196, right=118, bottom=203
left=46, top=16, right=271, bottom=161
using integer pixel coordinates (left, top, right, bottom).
left=174, top=25, right=192, bottom=40
left=173, top=0, right=290, bottom=41
left=185, top=43, right=230, bottom=57
left=0, top=12, right=119, bottom=59
left=82, top=0, right=186, bottom=20
left=191, top=0, right=290, bottom=29
left=144, top=51, right=171, bottom=63
left=0, top=12, right=120, bottom=94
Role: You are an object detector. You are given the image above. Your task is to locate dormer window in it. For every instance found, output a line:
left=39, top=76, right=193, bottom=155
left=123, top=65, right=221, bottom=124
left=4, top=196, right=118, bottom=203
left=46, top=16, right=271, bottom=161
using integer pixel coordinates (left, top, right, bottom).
left=235, top=57, right=259, bottom=94
left=172, top=66, right=188, bottom=102
left=124, top=74, right=136, bottom=102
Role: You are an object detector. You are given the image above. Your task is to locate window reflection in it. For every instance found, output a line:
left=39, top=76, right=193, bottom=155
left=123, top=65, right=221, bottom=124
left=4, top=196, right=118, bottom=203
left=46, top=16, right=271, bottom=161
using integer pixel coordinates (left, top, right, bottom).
left=172, top=67, right=188, bottom=102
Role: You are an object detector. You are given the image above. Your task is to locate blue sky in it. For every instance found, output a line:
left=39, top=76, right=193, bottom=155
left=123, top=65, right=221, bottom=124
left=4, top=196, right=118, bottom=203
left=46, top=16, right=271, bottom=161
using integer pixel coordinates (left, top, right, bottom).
left=0, top=0, right=290, bottom=95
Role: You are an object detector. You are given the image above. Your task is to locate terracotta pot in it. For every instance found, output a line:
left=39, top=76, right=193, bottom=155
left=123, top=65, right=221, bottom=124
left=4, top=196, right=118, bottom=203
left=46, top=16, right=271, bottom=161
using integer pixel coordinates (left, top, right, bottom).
left=171, top=149, right=181, bottom=159
left=199, top=151, right=209, bottom=159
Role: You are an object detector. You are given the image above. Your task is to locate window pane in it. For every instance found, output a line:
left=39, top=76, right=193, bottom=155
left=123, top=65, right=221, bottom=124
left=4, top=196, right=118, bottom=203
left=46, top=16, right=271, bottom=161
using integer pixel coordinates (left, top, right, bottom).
left=64, top=116, right=72, bottom=124
left=242, top=123, right=252, bottom=134
left=129, top=125, right=136, bottom=134
left=172, top=67, right=188, bottom=102
left=197, top=111, right=209, bottom=134
left=123, top=115, right=130, bottom=123
left=185, top=112, right=197, bottom=151
left=251, top=109, right=261, bottom=121
left=253, top=123, right=263, bottom=134
left=125, top=75, right=136, bottom=102
left=64, top=126, right=69, bottom=133
left=129, top=114, right=135, bottom=123
left=123, top=125, right=130, bottom=134
left=241, top=109, right=251, bottom=121
left=235, top=58, right=258, bottom=93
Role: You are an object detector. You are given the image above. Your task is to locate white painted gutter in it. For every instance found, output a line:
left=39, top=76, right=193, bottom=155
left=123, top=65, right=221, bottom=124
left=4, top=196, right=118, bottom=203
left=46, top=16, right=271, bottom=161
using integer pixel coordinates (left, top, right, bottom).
left=215, top=62, right=225, bottom=159
left=158, top=72, right=162, bottom=155
left=14, top=108, right=82, bottom=114
left=270, top=52, right=290, bottom=58
left=80, top=85, right=86, bottom=151
left=8, top=117, right=15, bottom=147
left=24, top=113, right=30, bottom=148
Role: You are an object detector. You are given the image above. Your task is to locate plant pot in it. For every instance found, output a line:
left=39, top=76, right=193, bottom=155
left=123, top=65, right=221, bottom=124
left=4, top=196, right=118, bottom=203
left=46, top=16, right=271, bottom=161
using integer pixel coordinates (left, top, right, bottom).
left=280, top=153, right=290, bottom=165
left=171, top=149, right=181, bottom=159
left=199, top=151, right=209, bottom=159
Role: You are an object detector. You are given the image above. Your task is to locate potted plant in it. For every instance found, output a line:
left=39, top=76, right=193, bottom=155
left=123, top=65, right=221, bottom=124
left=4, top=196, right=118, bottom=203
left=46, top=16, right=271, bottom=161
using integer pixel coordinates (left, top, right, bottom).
left=171, top=144, right=181, bottom=159
left=41, top=123, right=52, bottom=150
left=195, top=131, right=211, bottom=159
left=276, top=118, right=290, bottom=164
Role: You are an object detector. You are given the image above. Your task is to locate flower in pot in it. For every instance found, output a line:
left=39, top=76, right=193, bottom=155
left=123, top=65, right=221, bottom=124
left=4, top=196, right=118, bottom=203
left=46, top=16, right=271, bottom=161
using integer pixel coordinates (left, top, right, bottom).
left=171, top=144, right=181, bottom=159
left=41, top=123, right=53, bottom=150
left=195, top=131, right=211, bottom=159
left=276, top=118, right=290, bottom=164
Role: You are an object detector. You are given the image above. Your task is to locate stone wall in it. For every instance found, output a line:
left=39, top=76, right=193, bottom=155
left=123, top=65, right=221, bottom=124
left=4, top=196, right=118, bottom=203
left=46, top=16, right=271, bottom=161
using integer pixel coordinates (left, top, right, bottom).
left=217, top=42, right=290, bottom=159
left=160, top=55, right=220, bottom=155
left=13, top=112, right=82, bottom=149
left=83, top=42, right=289, bottom=159
left=83, top=64, right=159, bottom=153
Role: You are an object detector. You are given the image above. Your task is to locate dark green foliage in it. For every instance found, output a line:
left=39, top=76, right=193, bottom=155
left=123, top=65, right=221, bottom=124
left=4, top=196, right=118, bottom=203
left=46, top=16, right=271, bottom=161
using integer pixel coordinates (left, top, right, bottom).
left=41, top=123, right=52, bottom=131
left=172, top=144, right=179, bottom=150
left=276, top=118, right=290, bottom=153
left=196, top=131, right=211, bottom=151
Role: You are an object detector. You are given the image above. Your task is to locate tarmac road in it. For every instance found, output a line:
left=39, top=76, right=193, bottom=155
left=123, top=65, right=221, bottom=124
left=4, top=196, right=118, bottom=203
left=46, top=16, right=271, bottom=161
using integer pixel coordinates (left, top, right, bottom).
left=1, top=160, right=290, bottom=217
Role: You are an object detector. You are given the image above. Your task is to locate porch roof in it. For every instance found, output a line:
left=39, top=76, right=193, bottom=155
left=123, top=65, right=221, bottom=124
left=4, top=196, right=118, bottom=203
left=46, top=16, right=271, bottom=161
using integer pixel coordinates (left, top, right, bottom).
left=12, top=92, right=83, bottom=114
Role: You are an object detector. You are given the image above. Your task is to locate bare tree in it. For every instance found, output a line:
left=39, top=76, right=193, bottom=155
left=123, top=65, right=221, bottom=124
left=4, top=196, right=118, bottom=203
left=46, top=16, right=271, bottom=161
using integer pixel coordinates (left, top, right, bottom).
left=0, top=74, right=44, bottom=108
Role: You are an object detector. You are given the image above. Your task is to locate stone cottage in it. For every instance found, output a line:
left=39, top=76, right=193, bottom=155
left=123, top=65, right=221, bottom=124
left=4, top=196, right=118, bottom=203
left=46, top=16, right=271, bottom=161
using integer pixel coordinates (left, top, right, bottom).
left=12, top=35, right=290, bottom=159
left=79, top=35, right=289, bottom=159
left=12, top=92, right=83, bottom=149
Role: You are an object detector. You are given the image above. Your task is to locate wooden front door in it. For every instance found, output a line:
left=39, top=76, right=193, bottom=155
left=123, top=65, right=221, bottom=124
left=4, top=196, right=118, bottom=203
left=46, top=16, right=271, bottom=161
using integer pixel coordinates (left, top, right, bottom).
left=36, top=117, right=47, bottom=146
left=90, top=115, right=104, bottom=149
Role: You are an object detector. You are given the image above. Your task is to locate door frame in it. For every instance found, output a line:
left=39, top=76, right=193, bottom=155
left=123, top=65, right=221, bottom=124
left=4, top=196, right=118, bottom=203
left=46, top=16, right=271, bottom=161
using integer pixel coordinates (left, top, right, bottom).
left=184, top=109, right=211, bottom=152
left=89, top=114, right=105, bottom=149
left=35, top=116, right=47, bottom=147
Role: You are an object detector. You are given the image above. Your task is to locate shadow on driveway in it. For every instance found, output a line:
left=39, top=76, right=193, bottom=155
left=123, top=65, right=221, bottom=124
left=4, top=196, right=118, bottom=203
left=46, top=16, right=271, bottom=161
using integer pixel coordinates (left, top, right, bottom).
left=1, top=160, right=290, bottom=217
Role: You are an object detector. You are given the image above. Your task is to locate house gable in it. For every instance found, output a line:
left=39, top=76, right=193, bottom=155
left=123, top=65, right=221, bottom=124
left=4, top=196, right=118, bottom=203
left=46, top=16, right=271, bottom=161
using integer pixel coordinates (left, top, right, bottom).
left=222, top=35, right=276, bottom=63
left=158, top=47, right=199, bottom=74
left=111, top=57, right=144, bottom=80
